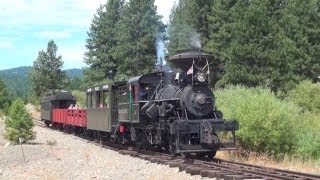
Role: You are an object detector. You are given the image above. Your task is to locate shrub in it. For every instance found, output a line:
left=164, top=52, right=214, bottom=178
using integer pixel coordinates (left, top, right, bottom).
left=286, top=80, right=320, bottom=113
left=4, top=98, right=36, bottom=143
left=294, top=112, right=320, bottom=159
left=215, top=86, right=300, bottom=158
left=72, top=90, right=86, bottom=108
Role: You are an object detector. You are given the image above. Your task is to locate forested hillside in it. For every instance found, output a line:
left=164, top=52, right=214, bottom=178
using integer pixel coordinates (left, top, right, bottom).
left=0, top=66, right=83, bottom=100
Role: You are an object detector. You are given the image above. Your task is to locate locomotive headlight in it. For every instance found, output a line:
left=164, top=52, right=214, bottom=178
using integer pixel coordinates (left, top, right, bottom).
left=196, top=72, right=206, bottom=82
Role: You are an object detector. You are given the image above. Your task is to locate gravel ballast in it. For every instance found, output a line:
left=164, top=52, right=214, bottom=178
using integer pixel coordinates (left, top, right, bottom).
left=0, top=117, right=211, bottom=179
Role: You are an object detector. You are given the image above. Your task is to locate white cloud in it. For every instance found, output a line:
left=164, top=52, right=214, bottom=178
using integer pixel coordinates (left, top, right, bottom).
left=0, top=0, right=106, bottom=28
left=0, top=0, right=176, bottom=28
left=35, top=31, right=71, bottom=39
left=155, top=0, right=178, bottom=23
left=59, top=46, right=86, bottom=69
left=0, top=41, right=13, bottom=48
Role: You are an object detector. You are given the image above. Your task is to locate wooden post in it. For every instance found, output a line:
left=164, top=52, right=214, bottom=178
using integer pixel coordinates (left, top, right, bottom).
left=19, top=138, right=26, bottom=163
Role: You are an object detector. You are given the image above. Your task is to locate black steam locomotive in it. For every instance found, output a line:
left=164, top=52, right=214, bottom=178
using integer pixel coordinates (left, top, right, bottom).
left=41, top=50, right=239, bottom=158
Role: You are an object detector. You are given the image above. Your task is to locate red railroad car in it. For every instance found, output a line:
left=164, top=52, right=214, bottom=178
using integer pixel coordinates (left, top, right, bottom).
left=52, top=109, right=87, bottom=127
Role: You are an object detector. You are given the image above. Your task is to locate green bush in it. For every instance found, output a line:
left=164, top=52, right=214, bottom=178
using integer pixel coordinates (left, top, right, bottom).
left=215, top=86, right=300, bottom=157
left=4, top=98, right=36, bottom=143
left=294, top=112, right=320, bottom=159
left=286, top=80, right=320, bottom=113
left=72, top=90, right=86, bottom=108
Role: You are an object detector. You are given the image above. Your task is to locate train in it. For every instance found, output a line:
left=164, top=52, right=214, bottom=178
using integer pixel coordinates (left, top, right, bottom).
left=40, top=50, right=239, bottom=158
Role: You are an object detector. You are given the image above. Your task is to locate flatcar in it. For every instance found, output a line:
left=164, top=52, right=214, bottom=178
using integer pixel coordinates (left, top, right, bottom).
left=41, top=50, right=239, bottom=158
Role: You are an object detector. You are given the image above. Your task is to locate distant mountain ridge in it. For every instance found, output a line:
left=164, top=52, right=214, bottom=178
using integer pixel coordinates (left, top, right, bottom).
left=0, top=66, right=83, bottom=99
left=0, top=66, right=82, bottom=78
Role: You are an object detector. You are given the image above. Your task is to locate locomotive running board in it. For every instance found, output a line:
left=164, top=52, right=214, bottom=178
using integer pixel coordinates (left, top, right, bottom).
left=219, top=141, right=237, bottom=150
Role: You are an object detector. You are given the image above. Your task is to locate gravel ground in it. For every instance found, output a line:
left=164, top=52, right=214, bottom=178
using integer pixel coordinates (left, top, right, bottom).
left=0, top=116, right=212, bottom=180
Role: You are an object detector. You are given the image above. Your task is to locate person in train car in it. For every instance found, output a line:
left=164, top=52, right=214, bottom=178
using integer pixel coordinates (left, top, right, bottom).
left=139, top=85, right=149, bottom=100
left=68, top=104, right=74, bottom=109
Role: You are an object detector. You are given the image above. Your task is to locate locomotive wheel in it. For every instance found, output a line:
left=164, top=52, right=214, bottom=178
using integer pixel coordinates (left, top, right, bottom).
left=207, top=151, right=216, bottom=159
left=196, top=151, right=216, bottom=159
left=196, top=152, right=205, bottom=158
left=135, top=130, right=149, bottom=150
left=44, top=120, right=50, bottom=127
left=181, top=153, right=190, bottom=158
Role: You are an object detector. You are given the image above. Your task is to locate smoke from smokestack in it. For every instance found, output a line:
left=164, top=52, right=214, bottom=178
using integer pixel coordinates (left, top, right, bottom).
left=156, top=33, right=166, bottom=65
left=190, top=33, right=202, bottom=49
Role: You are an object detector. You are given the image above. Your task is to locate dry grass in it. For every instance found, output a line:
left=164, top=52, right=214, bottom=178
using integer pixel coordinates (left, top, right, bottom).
left=46, top=140, right=57, bottom=146
left=48, top=146, right=63, bottom=161
left=216, top=150, right=320, bottom=175
left=25, top=103, right=40, bottom=119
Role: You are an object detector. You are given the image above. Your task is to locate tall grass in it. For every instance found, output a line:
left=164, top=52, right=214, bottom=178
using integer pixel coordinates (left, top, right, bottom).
left=215, top=85, right=319, bottom=159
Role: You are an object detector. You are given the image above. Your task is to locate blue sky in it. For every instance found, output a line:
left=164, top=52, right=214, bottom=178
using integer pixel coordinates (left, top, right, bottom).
left=0, top=0, right=177, bottom=70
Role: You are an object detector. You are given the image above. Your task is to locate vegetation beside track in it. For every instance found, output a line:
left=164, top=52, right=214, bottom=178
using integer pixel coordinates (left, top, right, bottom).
left=4, top=99, right=36, bottom=143
left=216, top=81, right=320, bottom=160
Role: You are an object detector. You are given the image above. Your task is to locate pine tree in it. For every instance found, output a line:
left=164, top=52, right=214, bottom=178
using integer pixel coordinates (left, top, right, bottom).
left=111, top=0, right=164, bottom=80
left=167, top=0, right=213, bottom=54
left=207, top=0, right=291, bottom=91
left=0, top=77, right=12, bottom=113
left=84, top=0, right=124, bottom=85
left=4, top=99, right=36, bottom=143
left=29, top=40, right=68, bottom=97
left=205, top=0, right=237, bottom=86
left=279, top=0, right=320, bottom=85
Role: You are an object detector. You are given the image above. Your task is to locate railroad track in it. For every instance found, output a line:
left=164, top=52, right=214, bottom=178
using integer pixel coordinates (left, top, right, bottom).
left=33, top=118, right=45, bottom=127
left=116, top=150, right=320, bottom=180
left=33, top=119, right=320, bottom=180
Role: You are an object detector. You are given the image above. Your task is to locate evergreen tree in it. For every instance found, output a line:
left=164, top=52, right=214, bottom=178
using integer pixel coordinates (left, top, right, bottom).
left=84, top=0, right=124, bottom=86
left=207, top=0, right=320, bottom=92
left=111, top=0, right=164, bottom=80
left=4, top=98, right=36, bottom=143
left=206, top=0, right=237, bottom=86
left=167, top=2, right=194, bottom=54
left=207, top=0, right=290, bottom=91
left=167, top=0, right=213, bottom=54
left=279, top=0, right=320, bottom=85
left=0, top=77, right=12, bottom=113
left=29, top=40, right=68, bottom=97
left=68, top=76, right=85, bottom=91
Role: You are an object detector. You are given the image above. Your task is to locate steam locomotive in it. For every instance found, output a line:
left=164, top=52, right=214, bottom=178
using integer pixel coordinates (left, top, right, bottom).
left=41, top=50, right=239, bottom=158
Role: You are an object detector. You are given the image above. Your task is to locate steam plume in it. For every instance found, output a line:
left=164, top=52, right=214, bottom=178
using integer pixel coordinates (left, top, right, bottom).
left=156, top=33, right=166, bottom=65
left=190, top=33, right=202, bottom=49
